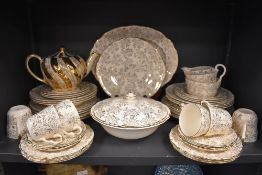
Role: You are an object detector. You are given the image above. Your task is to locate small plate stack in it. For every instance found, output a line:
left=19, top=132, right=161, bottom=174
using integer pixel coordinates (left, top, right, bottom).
left=29, top=82, right=98, bottom=119
left=169, top=126, right=242, bottom=163
left=162, top=83, right=234, bottom=117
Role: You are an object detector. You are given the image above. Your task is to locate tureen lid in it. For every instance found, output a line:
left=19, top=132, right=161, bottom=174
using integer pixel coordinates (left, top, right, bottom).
left=91, top=93, right=170, bottom=128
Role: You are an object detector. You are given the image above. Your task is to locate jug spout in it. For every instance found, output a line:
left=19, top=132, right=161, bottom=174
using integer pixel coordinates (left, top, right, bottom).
left=181, top=67, right=191, bottom=74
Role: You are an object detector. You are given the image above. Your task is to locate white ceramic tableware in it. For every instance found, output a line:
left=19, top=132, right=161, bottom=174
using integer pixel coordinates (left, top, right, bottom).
left=91, top=25, right=178, bottom=86
left=202, top=101, right=232, bottom=136
left=169, top=126, right=242, bottom=164
left=185, top=78, right=221, bottom=98
left=232, top=108, right=258, bottom=142
left=26, top=105, right=63, bottom=143
left=179, top=102, right=210, bottom=137
left=182, top=64, right=226, bottom=83
left=91, top=93, right=170, bottom=139
left=7, top=105, right=32, bottom=139
left=96, top=38, right=165, bottom=97
left=54, top=99, right=82, bottom=133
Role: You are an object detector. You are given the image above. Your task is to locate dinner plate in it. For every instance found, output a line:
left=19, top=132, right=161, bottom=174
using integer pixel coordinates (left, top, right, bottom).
left=96, top=38, right=165, bottom=97
left=91, top=25, right=178, bottom=86
left=169, top=126, right=242, bottom=164
left=20, top=125, right=94, bottom=163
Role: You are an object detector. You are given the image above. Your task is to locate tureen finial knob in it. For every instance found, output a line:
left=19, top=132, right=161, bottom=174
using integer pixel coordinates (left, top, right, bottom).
left=126, top=93, right=136, bottom=100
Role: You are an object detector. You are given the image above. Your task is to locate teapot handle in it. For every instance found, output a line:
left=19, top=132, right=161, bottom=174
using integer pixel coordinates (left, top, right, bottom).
left=26, top=54, right=46, bottom=84
left=215, top=64, right=226, bottom=82
left=84, top=52, right=100, bottom=78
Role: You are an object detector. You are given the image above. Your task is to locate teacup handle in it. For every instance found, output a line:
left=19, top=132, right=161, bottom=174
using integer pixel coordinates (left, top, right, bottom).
left=84, top=52, right=100, bottom=78
left=241, top=122, right=247, bottom=141
left=215, top=64, right=227, bottom=82
left=26, top=54, right=46, bottom=84
left=37, top=133, right=63, bottom=144
left=200, top=100, right=212, bottom=107
left=63, top=125, right=82, bottom=138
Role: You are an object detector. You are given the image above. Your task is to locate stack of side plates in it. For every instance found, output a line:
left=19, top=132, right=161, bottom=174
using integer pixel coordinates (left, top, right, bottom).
left=162, top=83, right=234, bottom=118
left=29, top=82, right=98, bottom=120
left=169, top=126, right=242, bottom=164
left=20, top=123, right=94, bottom=163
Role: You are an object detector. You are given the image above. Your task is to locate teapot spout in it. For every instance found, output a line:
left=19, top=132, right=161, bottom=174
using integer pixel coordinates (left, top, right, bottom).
left=84, top=52, right=100, bottom=77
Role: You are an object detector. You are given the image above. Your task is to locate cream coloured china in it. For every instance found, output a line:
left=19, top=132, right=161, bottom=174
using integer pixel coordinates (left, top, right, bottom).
left=27, top=122, right=86, bottom=152
left=179, top=102, right=210, bottom=137
left=54, top=100, right=82, bottom=132
left=91, top=93, right=170, bottom=139
left=91, top=25, right=178, bottom=86
left=29, top=82, right=98, bottom=120
left=40, top=82, right=97, bottom=99
left=185, top=78, right=221, bottom=98
left=20, top=124, right=94, bottom=163
left=96, top=38, right=165, bottom=97
left=27, top=101, right=83, bottom=143
left=26, top=105, right=62, bottom=141
left=233, top=108, right=258, bottom=142
left=169, top=126, right=242, bottom=164
left=202, top=101, right=232, bottom=136
left=182, top=64, right=226, bottom=83
left=177, top=127, right=238, bottom=151
left=91, top=93, right=170, bottom=128
left=7, top=105, right=32, bottom=139
left=165, top=83, right=234, bottom=109
left=26, top=48, right=96, bottom=91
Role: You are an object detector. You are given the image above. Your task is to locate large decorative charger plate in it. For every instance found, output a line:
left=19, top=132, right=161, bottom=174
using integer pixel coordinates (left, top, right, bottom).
left=177, top=127, right=238, bottom=151
left=20, top=125, right=94, bottom=164
left=96, top=38, right=165, bottom=97
left=91, top=25, right=178, bottom=86
left=169, top=126, right=242, bottom=164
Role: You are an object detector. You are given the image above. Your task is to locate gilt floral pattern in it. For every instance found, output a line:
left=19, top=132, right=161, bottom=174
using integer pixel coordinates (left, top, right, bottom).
left=91, top=94, right=170, bottom=128
left=96, top=38, right=165, bottom=97
left=91, top=25, right=178, bottom=86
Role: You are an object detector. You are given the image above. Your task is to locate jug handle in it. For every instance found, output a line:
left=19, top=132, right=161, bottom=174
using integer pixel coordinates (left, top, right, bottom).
left=26, top=54, right=46, bottom=84
left=215, top=64, right=227, bottom=82
left=84, top=52, right=100, bottom=78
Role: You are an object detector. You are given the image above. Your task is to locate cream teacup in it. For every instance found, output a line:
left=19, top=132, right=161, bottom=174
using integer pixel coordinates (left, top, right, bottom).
left=7, top=105, right=32, bottom=139
left=26, top=105, right=63, bottom=142
left=232, top=108, right=257, bottom=142
left=185, top=78, right=221, bottom=98
left=54, top=99, right=82, bottom=133
left=179, top=102, right=210, bottom=137
left=202, top=101, right=232, bottom=136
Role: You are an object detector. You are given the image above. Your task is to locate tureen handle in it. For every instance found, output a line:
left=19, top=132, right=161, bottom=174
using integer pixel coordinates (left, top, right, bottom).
left=26, top=54, right=46, bottom=84
left=84, top=52, right=100, bottom=78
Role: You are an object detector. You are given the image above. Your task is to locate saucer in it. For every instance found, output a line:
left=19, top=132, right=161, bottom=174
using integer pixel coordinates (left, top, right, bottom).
left=20, top=125, right=94, bottom=163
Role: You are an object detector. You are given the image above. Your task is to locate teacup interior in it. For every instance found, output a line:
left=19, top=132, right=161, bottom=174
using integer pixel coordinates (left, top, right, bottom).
left=238, top=108, right=254, bottom=115
left=179, top=103, right=202, bottom=137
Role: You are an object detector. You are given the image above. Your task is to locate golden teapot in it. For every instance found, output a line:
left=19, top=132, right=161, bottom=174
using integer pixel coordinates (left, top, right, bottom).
left=26, top=48, right=98, bottom=91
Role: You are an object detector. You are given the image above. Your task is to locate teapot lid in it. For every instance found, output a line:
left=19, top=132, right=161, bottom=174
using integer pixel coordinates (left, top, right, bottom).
left=91, top=93, right=170, bottom=128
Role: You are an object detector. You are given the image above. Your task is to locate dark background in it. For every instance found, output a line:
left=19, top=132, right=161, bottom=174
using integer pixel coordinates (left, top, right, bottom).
left=0, top=0, right=261, bottom=174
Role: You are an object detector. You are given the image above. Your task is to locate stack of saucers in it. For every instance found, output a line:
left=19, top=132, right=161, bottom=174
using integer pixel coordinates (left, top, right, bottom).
left=162, top=83, right=234, bottom=117
left=29, top=81, right=98, bottom=120
left=169, top=102, right=242, bottom=164
left=20, top=100, right=94, bottom=163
